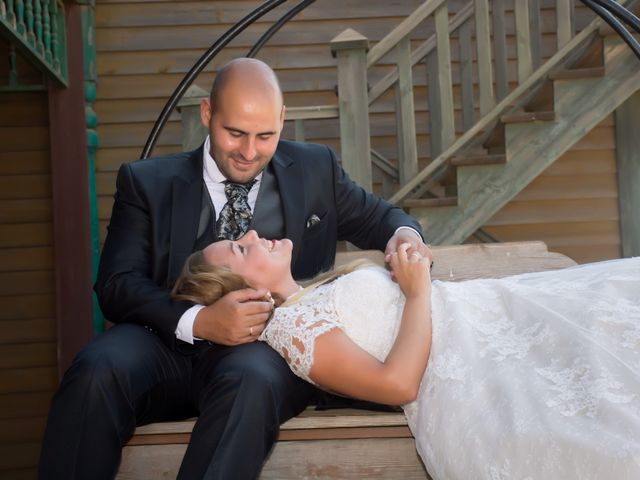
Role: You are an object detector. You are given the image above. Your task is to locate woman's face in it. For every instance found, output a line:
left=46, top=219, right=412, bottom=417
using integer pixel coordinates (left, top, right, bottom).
left=202, top=230, right=293, bottom=289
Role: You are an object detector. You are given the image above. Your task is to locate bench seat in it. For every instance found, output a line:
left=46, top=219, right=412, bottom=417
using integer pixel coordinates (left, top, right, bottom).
left=116, top=241, right=575, bottom=479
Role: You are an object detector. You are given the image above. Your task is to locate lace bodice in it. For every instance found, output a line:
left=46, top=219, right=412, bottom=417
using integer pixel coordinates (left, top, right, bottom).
left=260, top=258, right=640, bottom=479
left=260, top=266, right=403, bottom=384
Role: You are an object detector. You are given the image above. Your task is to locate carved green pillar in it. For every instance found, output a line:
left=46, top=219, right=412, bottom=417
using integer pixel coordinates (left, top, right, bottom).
left=79, top=0, right=103, bottom=334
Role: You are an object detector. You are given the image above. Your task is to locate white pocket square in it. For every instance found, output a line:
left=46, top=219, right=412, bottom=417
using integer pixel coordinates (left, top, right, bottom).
left=306, top=214, right=321, bottom=228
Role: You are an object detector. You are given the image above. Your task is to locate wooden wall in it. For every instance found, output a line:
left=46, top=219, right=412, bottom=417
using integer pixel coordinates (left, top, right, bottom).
left=483, top=117, right=620, bottom=263
left=94, top=0, right=620, bottom=264
left=0, top=88, right=57, bottom=477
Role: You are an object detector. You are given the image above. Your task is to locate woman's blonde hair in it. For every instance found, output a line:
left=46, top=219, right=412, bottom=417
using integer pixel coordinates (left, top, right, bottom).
left=171, top=249, right=374, bottom=307
left=171, top=250, right=250, bottom=305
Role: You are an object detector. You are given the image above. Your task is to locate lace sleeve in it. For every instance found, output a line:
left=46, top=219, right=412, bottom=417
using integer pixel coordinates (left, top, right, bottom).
left=259, top=282, right=343, bottom=385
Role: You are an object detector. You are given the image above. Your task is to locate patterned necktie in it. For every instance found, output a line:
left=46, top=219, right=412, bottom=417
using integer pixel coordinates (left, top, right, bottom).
left=216, top=180, right=256, bottom=240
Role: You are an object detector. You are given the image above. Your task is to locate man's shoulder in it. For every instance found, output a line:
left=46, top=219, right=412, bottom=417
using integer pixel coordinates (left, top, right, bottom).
left=120, top=147, right=202, bottom=187
left=127, top=148, right=200, bottom=173
left=276, top=139, right=334, bottom=158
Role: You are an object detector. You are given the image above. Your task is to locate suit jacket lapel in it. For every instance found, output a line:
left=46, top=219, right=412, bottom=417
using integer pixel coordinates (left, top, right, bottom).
left=271, top=148, right=306, bottom=266
left=168, top=146, right=204, bottom=283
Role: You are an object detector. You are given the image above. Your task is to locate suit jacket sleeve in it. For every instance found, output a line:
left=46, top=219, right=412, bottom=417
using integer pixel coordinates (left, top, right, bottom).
left=94, top=162, right=191, bottom=348
left=329, top=146, right=423, bottom=250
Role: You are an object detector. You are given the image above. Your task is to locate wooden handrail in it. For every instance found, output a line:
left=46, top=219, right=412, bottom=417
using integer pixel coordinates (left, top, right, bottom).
left=387, top=6, right=628, bottom=205
left=366, top=0, right=447, bottom=67
left=367, top=2, right=474, bottom=105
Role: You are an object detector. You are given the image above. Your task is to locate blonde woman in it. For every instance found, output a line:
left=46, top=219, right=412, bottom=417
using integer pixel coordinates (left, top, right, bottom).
left=173, top=230, right=640, bottom=479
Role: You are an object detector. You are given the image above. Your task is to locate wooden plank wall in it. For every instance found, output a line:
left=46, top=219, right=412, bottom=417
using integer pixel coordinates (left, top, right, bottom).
left=93, top=0, right=618, bottom=264
left=0, top=88, right=57, bottom=478
left=483, top=116, right=620, bottom=263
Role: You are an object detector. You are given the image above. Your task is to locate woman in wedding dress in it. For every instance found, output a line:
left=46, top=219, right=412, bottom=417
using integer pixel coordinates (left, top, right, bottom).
left=173, top=230, right=640, bottom=479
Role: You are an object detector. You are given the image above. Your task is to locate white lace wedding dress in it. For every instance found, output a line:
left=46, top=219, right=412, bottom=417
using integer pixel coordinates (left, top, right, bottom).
left=260, top=258, right=640, bottom=479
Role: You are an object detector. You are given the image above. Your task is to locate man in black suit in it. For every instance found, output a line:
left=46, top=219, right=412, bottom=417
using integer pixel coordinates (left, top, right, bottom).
left=39, top=58, right=430, bottom=479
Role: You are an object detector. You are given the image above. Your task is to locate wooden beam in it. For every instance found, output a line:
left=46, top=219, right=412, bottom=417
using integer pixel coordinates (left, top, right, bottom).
left=475, top=0, right=496, bottom=116
left=492, top=0, right=509, bottom=101
left=48, top=2, right=93, bottom=377
left=458, top=20, right=474, bottom=131
left=366, top=0, right=446, bottom=67
left=395, top=36, right=418, bottom=184
left=331, top=28, right=372, bottom=191
left=556, top=0, right=574, bottom=49
left=615, top=91, right=640, bottom=257
left=515, top=0, right=533, bottom=83
left=435, top=3, right=455, bottom=151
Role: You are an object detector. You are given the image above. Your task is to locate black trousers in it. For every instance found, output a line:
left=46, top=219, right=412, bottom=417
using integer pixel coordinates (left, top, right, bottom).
left=38, top=323, right=316, bottom=480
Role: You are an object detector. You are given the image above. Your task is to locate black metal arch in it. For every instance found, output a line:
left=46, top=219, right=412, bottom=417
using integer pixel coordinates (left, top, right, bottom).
left=140, top=0, right=317, bottom=160
left=142, top=0, right=639, bottom=160
left=580, top=0, right=640, bottom=59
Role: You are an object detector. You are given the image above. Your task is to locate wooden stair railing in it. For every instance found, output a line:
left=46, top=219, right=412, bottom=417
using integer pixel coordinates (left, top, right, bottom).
left=331, top=0, right=599, bottom=198
left=325, top=0, right=640, bottom=247
left=413, top=33, right=640, bottom=244
left=0, top=0, right=67, bottom=89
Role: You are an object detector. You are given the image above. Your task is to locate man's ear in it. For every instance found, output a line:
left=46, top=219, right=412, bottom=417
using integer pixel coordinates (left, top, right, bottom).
left=200, top=99, right=212, bottom=127
left=279, top=104, right=286, bottom=130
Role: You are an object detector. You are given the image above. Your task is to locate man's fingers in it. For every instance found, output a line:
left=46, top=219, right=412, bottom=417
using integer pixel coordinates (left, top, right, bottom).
left=229, top=287, right=269, bottom=302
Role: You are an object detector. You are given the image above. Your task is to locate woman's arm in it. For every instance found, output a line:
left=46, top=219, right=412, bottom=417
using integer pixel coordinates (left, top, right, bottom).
left=309, top=244, right=432, bottom=405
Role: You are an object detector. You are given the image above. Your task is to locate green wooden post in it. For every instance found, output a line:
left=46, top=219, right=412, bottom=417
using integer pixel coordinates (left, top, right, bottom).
left=34, top=0, right=42, bottom=49
left=7, top=0, right=16, bottom=25
left=43, top=0, right=52, bottom=61
left=331, top=28, right=372, bottom=192
left=50, top=0, right=60, bottom=71
left=79, top=0, right=102, bottom=334
left=25, top=0, right=33, bottom=41
left=177, top=84, right=209, bottom=151
left=16, top=0, right=25, bottom=34
left=615, top=91, right=640, bottom=257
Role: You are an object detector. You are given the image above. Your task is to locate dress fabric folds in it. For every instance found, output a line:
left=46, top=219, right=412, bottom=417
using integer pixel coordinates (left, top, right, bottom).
left=260, top=258, right=640, bottom=479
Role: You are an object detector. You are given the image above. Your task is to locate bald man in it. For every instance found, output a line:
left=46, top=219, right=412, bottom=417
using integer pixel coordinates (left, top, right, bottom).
left=39, top=58, right=428, bottom=479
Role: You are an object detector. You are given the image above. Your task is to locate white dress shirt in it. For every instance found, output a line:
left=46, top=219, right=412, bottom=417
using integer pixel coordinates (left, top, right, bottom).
left=175, top=136, right=262, bottom=344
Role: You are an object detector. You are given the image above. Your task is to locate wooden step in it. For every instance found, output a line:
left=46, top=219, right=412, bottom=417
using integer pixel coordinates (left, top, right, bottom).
left=549, top=66, right=606, bottom=80
left=403, top=196, right=458, bottom=208
left=117, top=407, right=430, bottom=479
left=500, top=110, right=555, bottom=124
left=450, top=154, right=507, bottom=167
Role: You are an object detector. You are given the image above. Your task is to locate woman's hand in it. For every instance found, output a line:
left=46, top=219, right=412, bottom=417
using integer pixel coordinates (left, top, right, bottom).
left=387, top=242, right=431, bottom=299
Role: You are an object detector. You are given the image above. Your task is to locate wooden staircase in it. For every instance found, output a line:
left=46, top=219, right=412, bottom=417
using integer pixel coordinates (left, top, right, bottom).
left=297, top=0, right=640, bottom=247
left=409, top=34, right=640, bottom=244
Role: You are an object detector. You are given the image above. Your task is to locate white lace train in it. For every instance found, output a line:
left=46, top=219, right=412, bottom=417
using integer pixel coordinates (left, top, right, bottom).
left=260, top=258, right=640, bottom=479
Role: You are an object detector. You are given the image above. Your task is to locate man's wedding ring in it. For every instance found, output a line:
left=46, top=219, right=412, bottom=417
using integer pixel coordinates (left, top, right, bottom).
left=250, top=326, right=254, bottom=336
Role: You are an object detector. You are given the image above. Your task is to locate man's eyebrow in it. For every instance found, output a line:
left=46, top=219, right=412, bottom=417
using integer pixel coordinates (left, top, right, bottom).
left=223, top=126, right=276, bottom=136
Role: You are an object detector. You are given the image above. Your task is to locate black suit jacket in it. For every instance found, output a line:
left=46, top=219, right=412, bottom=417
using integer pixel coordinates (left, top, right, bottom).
left=95, top=139, right=422, bottom=348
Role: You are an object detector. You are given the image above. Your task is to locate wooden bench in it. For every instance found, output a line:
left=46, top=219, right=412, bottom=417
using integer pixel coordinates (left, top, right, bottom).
left=116, top=241, right=576, bottom=479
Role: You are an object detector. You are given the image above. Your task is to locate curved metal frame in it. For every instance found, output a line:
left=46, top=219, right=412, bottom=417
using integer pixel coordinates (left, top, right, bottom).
left=141, top=0, right=317, bottom=159
left=247, top=0, right=317, bottom=58
left=579, top=0, right=640, bottom=59
left=141, top=0, right=288, bottom=159
left=142, top=0, right=640, bottom=160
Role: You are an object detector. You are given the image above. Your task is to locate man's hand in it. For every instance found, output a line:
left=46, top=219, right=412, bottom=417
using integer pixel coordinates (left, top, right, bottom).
left=384, top=229, right=433, bottom=281
left=192, top=288, right=274, bottom=345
